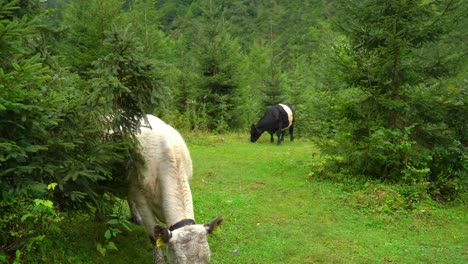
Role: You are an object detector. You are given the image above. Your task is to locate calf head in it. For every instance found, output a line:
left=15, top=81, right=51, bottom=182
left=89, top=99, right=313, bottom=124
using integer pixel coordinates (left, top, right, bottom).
left=250, top=124, right=261, bottom=143
left=154, top=215, right=223, bottom=264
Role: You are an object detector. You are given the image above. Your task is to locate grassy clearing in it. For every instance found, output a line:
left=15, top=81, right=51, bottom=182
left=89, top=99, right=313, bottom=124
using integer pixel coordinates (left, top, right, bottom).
left=56, top=133, right=466, bottom=263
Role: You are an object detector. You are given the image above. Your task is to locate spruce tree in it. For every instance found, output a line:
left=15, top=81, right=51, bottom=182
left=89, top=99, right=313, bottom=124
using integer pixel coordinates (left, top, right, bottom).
left=262, top=44, right=284, bottom=107
left=327, top=0, right=466, bottom=194
left=89, top=25, right=167, bottom=131
left=191, top=0, right=241, bottom=131
left=57, top=0, right=123, bottom=76
left=0, top=1, right=128, bottom=259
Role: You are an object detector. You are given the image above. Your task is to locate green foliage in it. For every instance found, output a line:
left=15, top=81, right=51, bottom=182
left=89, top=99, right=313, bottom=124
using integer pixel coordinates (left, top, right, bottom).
left=89, top=25, right=167, bottom=131
left=97, top=209, right=132, bottom=256
left=0, top=184, right=63, bottom=263
left=320, top=0, right=467, bottom=200
left=348, top=183, right=406, bottom=214
left=0, top=2, right=155, bottom=260
left=0, top=1, right=31, bottom=69
left=236, top=40, right=270, bottom=126
left=408, top=83, right=468, bottom=201
left=0, top=50, right=126, bottom=210
left=57, top=0, right=124, bottom=75
left=191, top=7, right=242, bottom=131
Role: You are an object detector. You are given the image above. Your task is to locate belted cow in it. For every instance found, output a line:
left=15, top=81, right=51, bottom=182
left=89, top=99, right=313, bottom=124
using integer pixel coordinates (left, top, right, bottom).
left=250, top=104, right=294, bottom=145
left=128, top=115, right=223, bottom=264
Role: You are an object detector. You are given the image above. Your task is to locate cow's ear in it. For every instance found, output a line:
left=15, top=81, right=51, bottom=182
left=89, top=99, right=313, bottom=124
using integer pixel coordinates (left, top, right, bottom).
left=251, top=124, right=255, bottom=129
left=154, top=225, right=172, bottom=247
left=204, top=215, right=223, bottom=234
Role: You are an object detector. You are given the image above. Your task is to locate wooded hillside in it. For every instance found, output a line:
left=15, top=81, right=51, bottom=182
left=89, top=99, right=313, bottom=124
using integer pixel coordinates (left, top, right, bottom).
left=1, top=0, right=466, bottom=262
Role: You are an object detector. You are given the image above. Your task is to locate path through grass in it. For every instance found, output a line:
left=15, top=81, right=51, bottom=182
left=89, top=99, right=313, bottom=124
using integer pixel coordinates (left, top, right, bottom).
left=187, top=133, right=466, bottom=263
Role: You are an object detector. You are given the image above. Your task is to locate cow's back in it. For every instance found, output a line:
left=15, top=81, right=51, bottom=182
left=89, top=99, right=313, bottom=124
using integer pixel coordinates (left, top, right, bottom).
left=257, top=105, right=292, bottom=131
left=137, top=115, right=192, bottom=183
left=130, top=115, right=193, bottom=227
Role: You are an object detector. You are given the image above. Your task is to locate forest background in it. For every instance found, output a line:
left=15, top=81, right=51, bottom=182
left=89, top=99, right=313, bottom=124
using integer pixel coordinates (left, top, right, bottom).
left=0, top=0, right=466, bottom=262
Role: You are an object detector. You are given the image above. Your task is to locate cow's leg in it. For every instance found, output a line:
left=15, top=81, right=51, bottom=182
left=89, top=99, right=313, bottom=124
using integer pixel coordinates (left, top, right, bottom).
left=131, top=195, right=164, bottom=263
left=269, top=132, right=274, bottom=143
left=128, top=167, right=145, bottom=224
left=129, top=184, right=158, bottom=239
left=127, top=198, right=142, bottom=225
left=277, top=119, right=285, bottom=145
left=138, top=204, right=166, bottom=263
left=153, top=244, right=166, bottom=264
left=279, top=131, right=285, bottom=145
left=289, top=124, right=294, bottom=142
left=276, top=128, right=282, bottom=145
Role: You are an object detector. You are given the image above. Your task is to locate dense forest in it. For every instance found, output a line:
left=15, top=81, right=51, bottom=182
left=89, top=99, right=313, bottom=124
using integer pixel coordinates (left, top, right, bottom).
left=1, top=0, right=466, bottom=262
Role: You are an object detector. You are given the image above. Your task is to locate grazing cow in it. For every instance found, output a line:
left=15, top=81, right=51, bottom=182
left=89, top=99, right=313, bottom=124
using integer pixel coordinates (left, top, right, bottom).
left=250, top=104, right=294, bottom=145
left=128, top=115, right=223, bottom=264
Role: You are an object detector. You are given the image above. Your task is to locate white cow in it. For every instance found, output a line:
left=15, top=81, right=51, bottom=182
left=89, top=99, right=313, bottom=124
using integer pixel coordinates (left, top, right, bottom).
left=128, top=115, right=223, bottom=264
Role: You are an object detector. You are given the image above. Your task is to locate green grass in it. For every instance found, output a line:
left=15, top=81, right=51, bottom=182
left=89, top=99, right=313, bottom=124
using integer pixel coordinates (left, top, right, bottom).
left=54, top=133, right=466, bottom=263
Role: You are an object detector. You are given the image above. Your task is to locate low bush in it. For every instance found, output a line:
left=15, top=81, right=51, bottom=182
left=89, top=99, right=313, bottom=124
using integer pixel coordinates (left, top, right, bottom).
left=0, top=184, right=63, bottom=263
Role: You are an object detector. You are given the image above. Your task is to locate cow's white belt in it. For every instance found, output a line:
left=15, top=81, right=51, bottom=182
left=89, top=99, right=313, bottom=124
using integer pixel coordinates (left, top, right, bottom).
left=278, top=104, right=293, bottom=129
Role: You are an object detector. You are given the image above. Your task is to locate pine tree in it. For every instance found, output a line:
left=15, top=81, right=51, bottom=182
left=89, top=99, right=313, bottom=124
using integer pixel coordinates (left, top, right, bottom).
left=89, top=25, right=167, bottom=131
left=237, top=40, right=270, bottom=127
left=0, top=1, right=130, bottom=258
left=262, top=21, right=285, bottom=107
left=191, top=0, right=241, bottom=131
left=57, top=0, right=124, bottom=76
left=327, top=0, right=466, bottom=196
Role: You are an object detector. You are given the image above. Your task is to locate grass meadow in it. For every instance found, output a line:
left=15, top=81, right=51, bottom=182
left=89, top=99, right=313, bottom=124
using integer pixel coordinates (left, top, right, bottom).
left=57, top=133, right=466, bottom=263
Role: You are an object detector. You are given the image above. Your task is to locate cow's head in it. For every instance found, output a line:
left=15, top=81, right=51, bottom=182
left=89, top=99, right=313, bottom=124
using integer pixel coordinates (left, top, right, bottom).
left=154, top=215, right=223, bottom=264
left=250, top=124, right=261, bottom=143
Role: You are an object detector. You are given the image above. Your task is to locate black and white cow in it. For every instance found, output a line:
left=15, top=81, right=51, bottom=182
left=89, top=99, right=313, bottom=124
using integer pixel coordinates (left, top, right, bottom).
left=250, top=104, right=294, bottom=145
